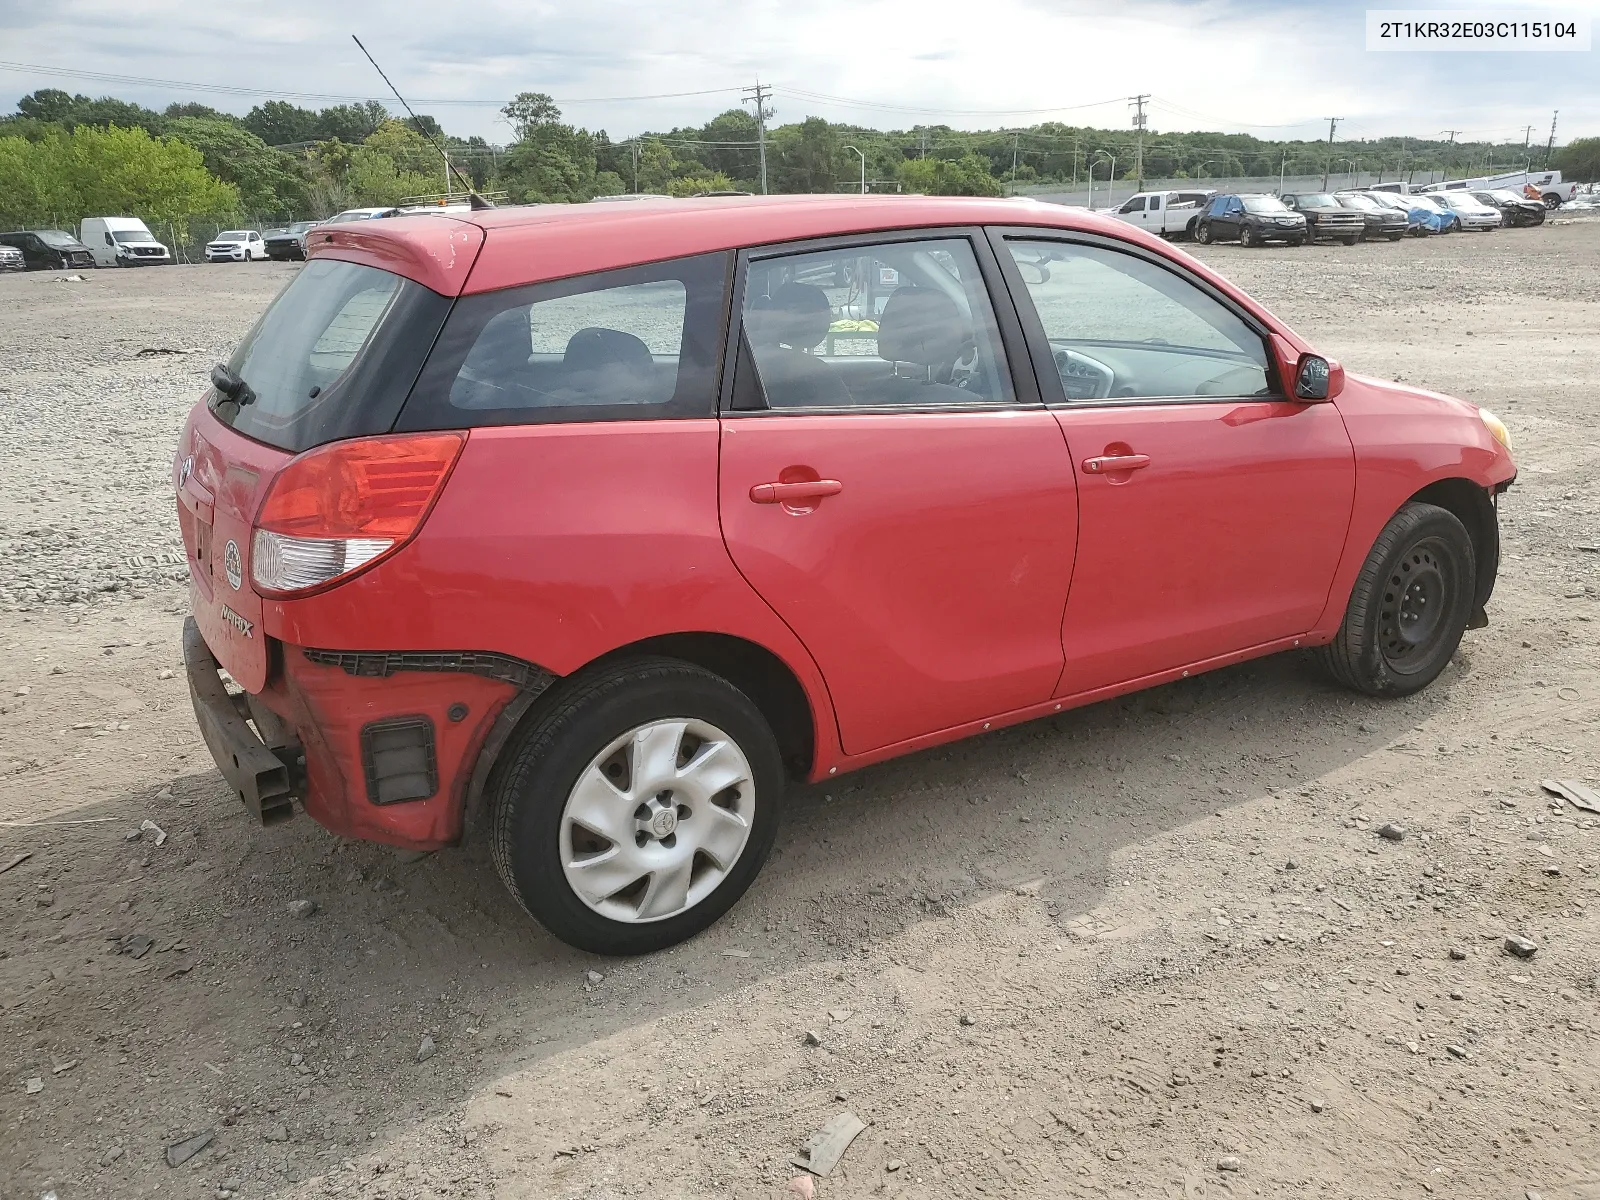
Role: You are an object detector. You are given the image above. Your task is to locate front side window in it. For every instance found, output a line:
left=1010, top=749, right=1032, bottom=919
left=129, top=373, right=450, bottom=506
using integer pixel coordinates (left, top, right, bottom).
left=400, top=252, right=728, bottom=429
left=734, top=236, right=1013, bottom=411
left=1005, top=239, right=1273, bottom=402
left=1118, top=196, right=1146, bottom=214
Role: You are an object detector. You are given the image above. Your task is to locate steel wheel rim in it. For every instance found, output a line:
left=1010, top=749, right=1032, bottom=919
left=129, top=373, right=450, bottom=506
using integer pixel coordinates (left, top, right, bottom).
left=1378, top=537, right=1453, bottom=674
left=559, top=718, right=756, bottom=924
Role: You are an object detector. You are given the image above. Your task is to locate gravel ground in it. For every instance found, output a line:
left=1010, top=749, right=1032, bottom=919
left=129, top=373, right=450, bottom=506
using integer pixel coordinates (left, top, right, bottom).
left=1, top=221, right=1598, bottom=1200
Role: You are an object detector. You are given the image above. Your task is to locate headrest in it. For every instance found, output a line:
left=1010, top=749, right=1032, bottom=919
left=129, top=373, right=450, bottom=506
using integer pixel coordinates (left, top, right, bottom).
left=876, top=285, right=969, bottom=369
left=768, top=282, right=832, bottom=352
left=562, top=327, right=654, bottom=374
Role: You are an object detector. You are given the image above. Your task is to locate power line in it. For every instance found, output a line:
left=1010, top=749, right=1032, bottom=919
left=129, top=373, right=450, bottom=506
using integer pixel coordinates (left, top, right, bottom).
left=774, top=85, right=1129, bottom=117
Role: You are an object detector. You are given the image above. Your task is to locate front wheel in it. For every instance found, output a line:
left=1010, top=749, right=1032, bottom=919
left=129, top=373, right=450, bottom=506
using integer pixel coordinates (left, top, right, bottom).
left=1238, top=225, right=1254, bottom=248
left=1195, top=221, right=1213, bottom=245
left=1343, top=236, right=1359, bottom=246
left=1316, top=502, right=1476, bottom=698
left=1287, top=237, right=1305, bottom=247
left=1387, top=232, right=1404, bottom=241
left=490, top=657, right=783, bottom=955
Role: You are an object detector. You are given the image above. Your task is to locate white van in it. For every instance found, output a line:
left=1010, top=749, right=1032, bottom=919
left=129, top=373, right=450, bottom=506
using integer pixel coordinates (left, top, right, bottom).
left=80, top=217, right=172, bottom=267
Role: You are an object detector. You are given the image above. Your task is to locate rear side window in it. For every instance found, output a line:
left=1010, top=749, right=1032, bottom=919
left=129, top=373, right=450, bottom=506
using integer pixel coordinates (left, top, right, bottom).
left=398, top=252, right=729, bottom=429
left=213, top=258, right=451, bottom=452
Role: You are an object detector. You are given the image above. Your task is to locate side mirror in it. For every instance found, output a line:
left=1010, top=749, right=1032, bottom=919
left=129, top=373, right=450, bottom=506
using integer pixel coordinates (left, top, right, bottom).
left=1294, top=354, right=1344, bottom=401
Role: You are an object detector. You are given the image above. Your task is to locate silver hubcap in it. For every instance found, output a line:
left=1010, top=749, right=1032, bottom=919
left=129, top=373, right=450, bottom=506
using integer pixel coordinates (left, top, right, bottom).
left=560, top=719, right=756, bottom=924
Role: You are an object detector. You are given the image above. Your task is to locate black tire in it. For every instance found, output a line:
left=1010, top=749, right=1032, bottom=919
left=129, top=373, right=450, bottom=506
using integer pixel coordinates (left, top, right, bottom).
left=1387, top=232, right=1403, bottom=241
left=1287, top=237, right=1305, bottom=247
left=1316, top=502, right=1476, bottom=698
left=490, top=656, right=784, bottom=955
left=1343, top=236, right=1359, bottom=246
left=1195, top=221, right=1213, bottom=245
left=1238, top=224, right=1254, bottom=248
left=1543, top=194, right=1560, bottom=210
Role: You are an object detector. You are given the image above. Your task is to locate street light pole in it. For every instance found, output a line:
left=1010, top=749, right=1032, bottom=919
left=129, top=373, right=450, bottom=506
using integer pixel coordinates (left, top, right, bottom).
left=844, top=144, right=866, bottom=195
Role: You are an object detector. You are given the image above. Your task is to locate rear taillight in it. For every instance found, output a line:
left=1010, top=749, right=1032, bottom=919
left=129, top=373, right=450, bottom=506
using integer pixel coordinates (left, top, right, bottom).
left=251, top=432, right=465, bottom=596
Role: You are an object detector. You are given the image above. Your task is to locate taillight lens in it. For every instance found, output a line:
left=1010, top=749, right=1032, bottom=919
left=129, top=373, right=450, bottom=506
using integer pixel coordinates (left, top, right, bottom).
left=251, top=432, right=465, bottom=596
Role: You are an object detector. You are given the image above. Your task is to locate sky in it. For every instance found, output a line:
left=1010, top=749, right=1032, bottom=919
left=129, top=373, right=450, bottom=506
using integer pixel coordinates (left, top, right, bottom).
left=0, top=0, right=1594, bottom=146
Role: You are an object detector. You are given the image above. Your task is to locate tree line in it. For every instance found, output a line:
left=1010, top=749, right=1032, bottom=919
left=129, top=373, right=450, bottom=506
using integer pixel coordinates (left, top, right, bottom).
left=1, top=86, right=1595, bottom=236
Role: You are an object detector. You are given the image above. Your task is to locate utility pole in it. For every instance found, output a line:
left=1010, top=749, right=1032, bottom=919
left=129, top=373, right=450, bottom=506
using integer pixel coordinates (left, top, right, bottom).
left=630, top=139, right=639, bottom=193
left=919, top=129, right=927, bottom=159
left=1321, top=117, right=1341, bottom=190
left=1011, top=132, right=1019, bottom=187
left=1544, top=109, right=1558, bottom=167
left=1129, top=94, right=1149, bottom=190
left=1440, top=129, right=1461, bottom=179
left=741, top=80, right=772, bottom=194
left=1521, top=125, right=1536, bottom=150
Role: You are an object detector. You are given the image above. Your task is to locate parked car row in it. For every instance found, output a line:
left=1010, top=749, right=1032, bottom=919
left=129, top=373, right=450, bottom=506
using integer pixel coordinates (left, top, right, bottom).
left=1117, top=184, right=1545, bottom=248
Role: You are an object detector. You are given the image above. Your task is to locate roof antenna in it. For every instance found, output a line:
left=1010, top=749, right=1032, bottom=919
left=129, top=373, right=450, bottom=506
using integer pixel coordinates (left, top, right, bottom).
left=350, top=34, right=494, bottom=210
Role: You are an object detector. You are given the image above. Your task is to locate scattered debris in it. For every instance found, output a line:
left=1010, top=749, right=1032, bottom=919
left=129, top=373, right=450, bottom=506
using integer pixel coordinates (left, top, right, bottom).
left=286, top=899, right=317, bottom=919
left=165, top=1128, right=215, bottom=1166
left=0, top=851, right=32, bottom=874
left=886, top=1159, right=905, bottom=1172
left=1217, top=1155, right=1243, bottom=1172
left=115, top=933, right=156, bottom=959
left=139, top=818, right=168, bottom=847
left=51, top=1060, right=78, bottom=1075
left=960, top=1013, right=977, bottom=1026
left=1505, top=935, right=1538, bottom=959
left=1450, top=948, right=1467, bottom=960
left=803, top=1030, right=823, bottom=1047
left=1541, top=779, right=1600, bottom=815
left=262, top=1123, right=289, bottom=1142
left=791, top=1111, right=868, bottom=1177
left=53, top=274, right=88, bottom=283
left=1376, top=822, right=1407, bottom=842
left=416, top=1035, right=437, bottom=1063
left=25, top=1077, right=43, bottom=1094
left=584, top=970, right=604, bottom=985
left=786, top=1176, right=815, bottom=1199
left=828, top=1008, right=853, bottom=1023
left=100, top=1145, right=125, bottom=1166
left=1309, top=1097, right=1326, bottom=1113
left=720, top=949, right=752, bottom=958
left=1447, top=1045, right=1468, bottom=1059
left=134, top=346, right=203, bottom=357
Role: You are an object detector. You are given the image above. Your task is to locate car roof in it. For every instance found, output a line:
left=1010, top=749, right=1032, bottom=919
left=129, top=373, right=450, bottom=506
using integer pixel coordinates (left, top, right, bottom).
left=307, top=193, right=1161, bottom=296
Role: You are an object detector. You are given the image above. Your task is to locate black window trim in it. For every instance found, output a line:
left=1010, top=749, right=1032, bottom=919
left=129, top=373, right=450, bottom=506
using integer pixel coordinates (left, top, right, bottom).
left=984, top=225, right=1290, bottom=409
left=717, top=225, right=1044, bottom=418
left=395, top=249, right=735, bottom=432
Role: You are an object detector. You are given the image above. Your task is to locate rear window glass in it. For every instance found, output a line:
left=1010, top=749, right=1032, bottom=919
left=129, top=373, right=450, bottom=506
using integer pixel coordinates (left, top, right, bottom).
left=211, top=258, right=451, bottom=452
left=397, top=252, right=729, bottom=430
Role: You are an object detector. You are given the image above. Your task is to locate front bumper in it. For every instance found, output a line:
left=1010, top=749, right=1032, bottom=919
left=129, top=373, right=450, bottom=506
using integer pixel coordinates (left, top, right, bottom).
left=206, top=248, right=247, bottom=260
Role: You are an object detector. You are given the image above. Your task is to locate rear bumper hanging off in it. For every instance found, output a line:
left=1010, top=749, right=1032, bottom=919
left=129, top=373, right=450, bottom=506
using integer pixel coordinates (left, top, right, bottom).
left=183, top=618, right=300, bottom=825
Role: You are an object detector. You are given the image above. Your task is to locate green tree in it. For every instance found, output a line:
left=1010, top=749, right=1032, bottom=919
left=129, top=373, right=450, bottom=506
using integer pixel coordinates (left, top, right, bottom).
left=771, top=117, right=843, bottom=192
left=498, top=94, right=598, bottom=202
left=667, top=172, right=737, bottom=197
left=17, top=89, right=85, bottom=124
left=592, top=169, right=626, bottom=197
left=0, top=125, right=239, bottom=235
left=164, top=116, right=309, bottom=215
left=243, top=101, right=320, bottom=147
left=501, top=92, right=562, bottom=141
left=1554, top=137, right=1600, bottom=182
left=317, top=102, right=389, bottom=143
left=897, top=153, right=1004, bottom=196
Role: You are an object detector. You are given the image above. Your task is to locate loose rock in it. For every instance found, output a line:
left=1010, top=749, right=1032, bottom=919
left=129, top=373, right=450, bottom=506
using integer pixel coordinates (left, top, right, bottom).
left=286, top=899, right=317, bottom=919
left=1376, top=822, right=1407, bottom=842
left=1505, top=935, right=1538, bottom=959
left=416, top=1035, right=437, bottom=1063
left=1217, top=1155, right=1242, bottom=1172
left=803, top=1030, right=823, bottom=1047
left=165, top=1129, right=215, bottom=1166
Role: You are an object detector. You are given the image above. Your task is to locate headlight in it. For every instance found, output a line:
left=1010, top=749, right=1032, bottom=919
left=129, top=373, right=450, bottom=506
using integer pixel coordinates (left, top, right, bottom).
left=1478, top=407, right=1511, bottom=450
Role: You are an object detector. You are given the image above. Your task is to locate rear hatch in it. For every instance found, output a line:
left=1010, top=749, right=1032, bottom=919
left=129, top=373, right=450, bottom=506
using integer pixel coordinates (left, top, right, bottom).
left=177, top=255, right=457, bottom=690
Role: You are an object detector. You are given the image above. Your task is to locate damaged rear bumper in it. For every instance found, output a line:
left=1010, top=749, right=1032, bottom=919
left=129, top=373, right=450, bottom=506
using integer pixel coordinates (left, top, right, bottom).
left=183, top=617, right=301, bottom=825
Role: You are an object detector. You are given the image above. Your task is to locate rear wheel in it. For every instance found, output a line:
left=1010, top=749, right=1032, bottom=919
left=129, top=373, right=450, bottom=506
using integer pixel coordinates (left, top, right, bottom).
left=490, top=657, right=783, bottom=955
left=1316, top=502, right=1475, bottom=698
left=1543, top=194, right=1561, bottom=210
left=1195, top=221, right=1213, bottom=245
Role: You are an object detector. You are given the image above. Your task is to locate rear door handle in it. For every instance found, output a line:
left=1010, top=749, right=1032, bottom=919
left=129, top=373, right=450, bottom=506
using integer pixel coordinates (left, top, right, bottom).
left=749, top=479, right=844, bottom=504
left=1081, top=454, right=1151, bottom=475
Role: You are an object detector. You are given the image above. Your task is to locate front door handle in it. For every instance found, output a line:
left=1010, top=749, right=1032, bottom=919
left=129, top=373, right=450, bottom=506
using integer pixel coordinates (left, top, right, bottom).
left=1081, top=453, right=1151, bottom=475
left=749, top=479, right=844, bottom=504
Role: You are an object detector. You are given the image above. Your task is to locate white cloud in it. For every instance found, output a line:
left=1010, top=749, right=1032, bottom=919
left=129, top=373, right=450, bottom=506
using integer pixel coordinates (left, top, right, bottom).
left=1, top=0, right=1592, bottom=143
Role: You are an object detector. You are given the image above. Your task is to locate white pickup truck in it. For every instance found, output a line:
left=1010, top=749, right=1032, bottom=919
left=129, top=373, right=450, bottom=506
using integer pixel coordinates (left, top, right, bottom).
left=1109, top=189, right=1217, bottom=239
left=1420, top=169, right=1577, bottom=209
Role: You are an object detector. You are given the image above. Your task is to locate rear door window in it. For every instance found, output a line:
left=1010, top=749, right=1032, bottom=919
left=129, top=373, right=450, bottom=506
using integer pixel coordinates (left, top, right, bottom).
left=211, top=258, right=452, bottom=452
left=398, top=252, right=728, bottom=429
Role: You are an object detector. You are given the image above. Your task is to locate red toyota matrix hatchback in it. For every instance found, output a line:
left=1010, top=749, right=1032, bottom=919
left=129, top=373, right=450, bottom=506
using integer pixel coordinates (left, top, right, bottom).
left=177, top=196, right=1515, bottom=953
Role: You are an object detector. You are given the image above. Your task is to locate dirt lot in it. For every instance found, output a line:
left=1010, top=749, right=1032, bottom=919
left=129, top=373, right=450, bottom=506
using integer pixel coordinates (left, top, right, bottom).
left=2, top=220, right=1598, bottom=1200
